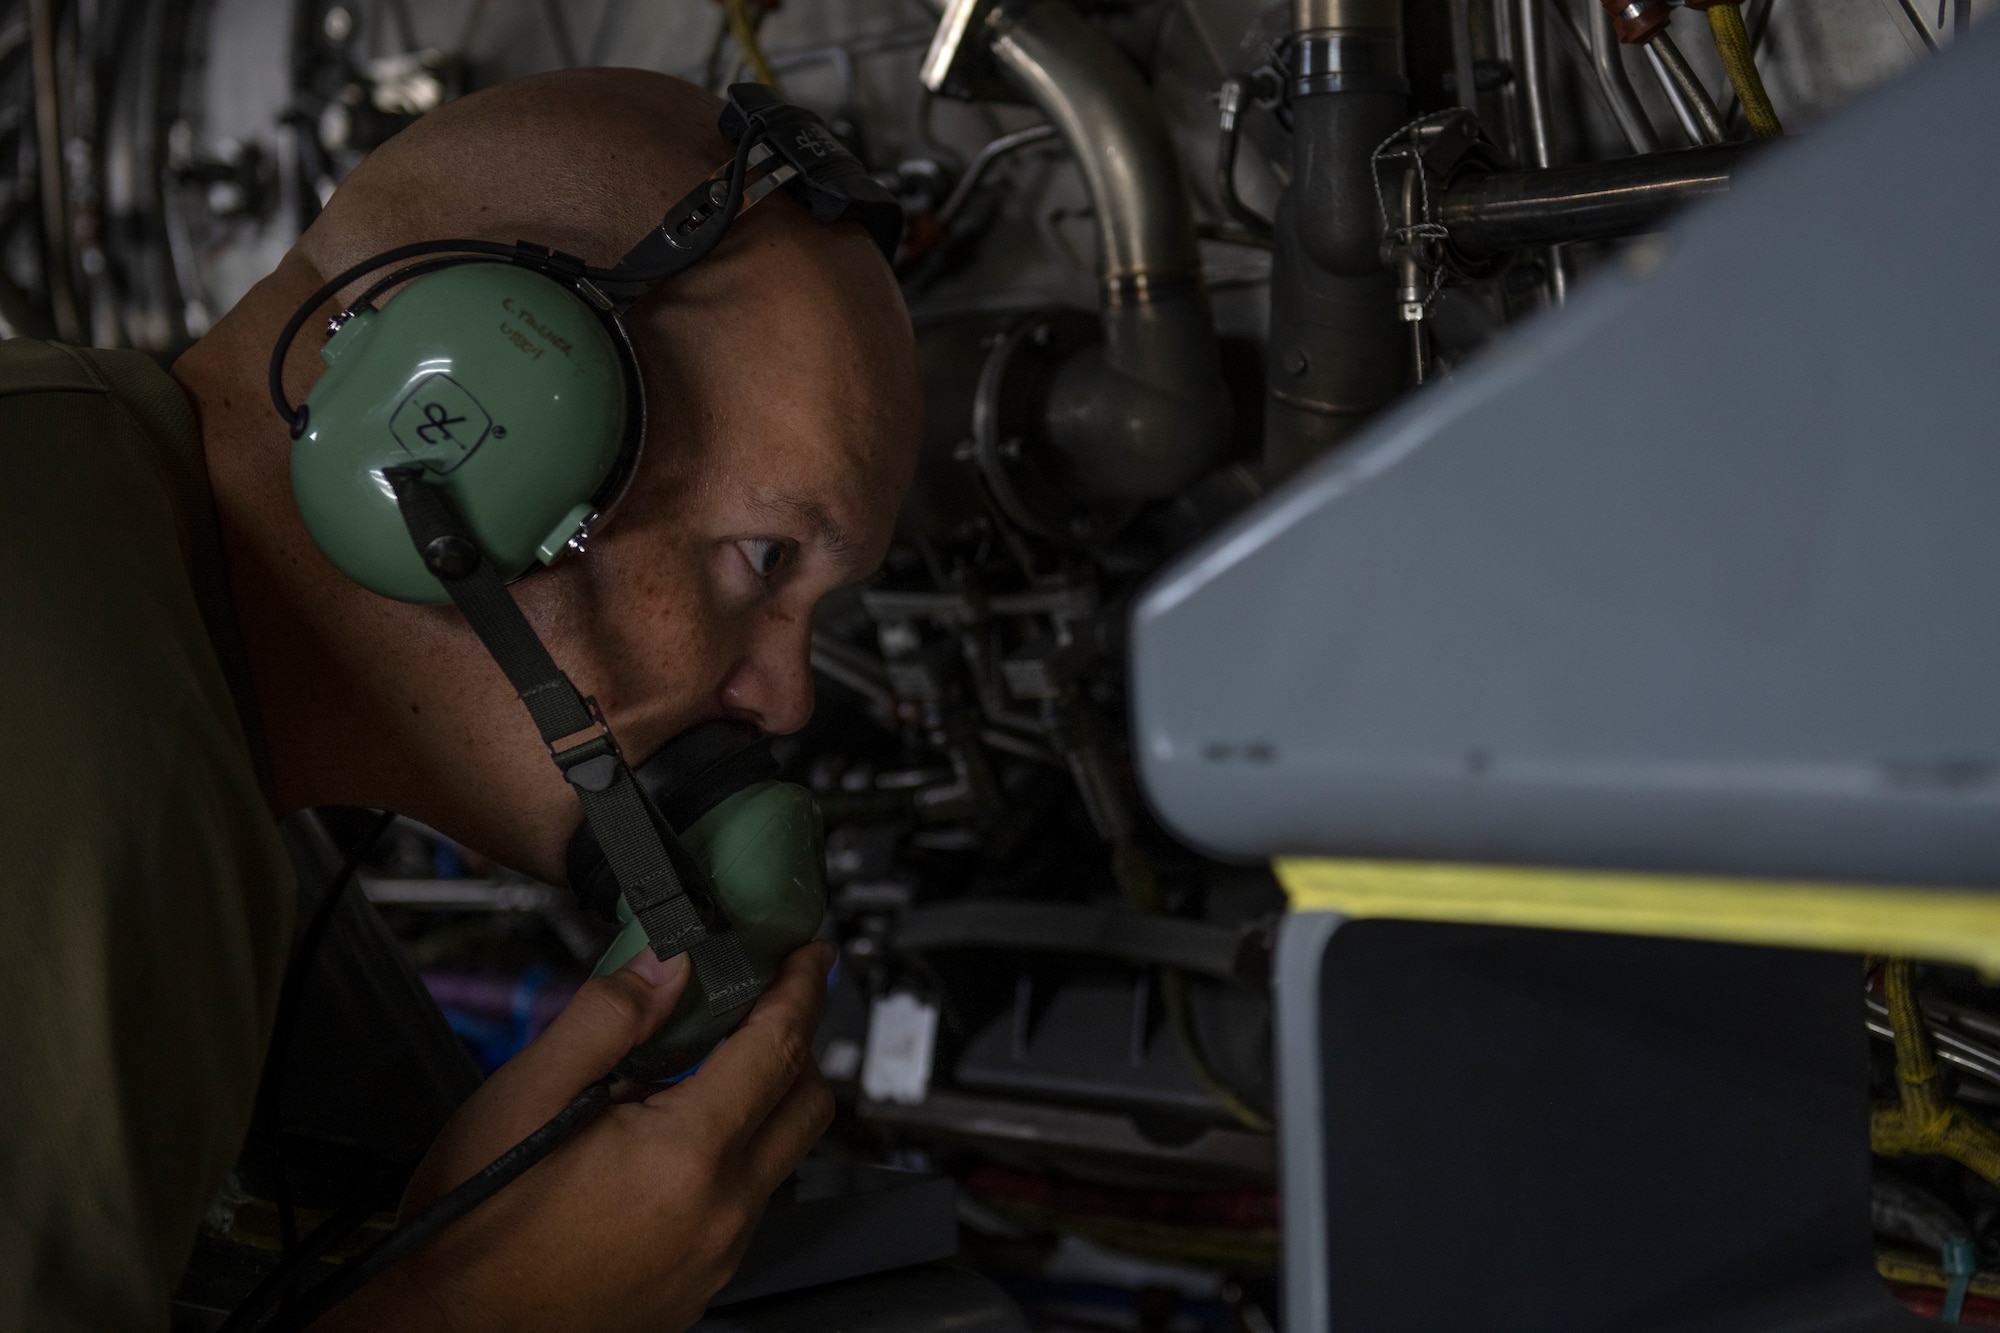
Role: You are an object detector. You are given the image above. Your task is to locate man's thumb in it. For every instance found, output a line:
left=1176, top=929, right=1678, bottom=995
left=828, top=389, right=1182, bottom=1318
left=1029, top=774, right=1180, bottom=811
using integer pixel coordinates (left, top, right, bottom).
left=525, top=950, right=692, bottom=1090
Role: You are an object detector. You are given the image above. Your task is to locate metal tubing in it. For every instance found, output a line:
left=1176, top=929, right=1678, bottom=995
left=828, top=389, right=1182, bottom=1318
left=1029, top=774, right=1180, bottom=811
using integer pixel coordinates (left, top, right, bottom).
left=1641, top=39, right=1706, bottom=142
left=1263, top=0, right=1408, bottom=475
left=1449, top=0, right=1479, bottom=111
left=987, top=0, right=1227, bottom=500
left=1517, top=0, right=1556, bottom=171
left=27, top=0, right=78, bottom=342
left=938, top=122, right=1060, bottom=225
left=1892, top=0, right=1942, bottom=53
left=1589, top=2, right=1659, bottom=152
left=1513, top=0, right=1566, bottom=303
left=990, top=3, right=1203, bottom=292
left=1649, top=31, right=1728, bottom=143
left=1437, top=144, right=1743, bottom=254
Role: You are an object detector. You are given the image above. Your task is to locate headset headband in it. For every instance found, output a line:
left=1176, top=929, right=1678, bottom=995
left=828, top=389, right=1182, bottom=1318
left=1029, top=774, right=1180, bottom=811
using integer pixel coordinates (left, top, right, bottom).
left=268, top=85, right=901, bottom=439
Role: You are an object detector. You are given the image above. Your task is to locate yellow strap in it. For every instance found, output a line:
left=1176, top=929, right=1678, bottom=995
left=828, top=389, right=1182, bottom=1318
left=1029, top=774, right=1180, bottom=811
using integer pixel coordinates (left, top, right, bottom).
left=1274, top=857, right=2000, bottom=975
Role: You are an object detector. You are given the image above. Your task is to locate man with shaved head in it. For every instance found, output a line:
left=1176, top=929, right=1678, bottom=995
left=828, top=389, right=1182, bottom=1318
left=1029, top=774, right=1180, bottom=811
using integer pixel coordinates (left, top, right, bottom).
left=0, top=67, right=920, bottom=1330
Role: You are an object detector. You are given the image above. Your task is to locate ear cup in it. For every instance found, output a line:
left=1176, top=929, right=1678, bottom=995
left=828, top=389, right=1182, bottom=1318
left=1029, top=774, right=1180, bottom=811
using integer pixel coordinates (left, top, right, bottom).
left=290, top=263, right=634, bottom=603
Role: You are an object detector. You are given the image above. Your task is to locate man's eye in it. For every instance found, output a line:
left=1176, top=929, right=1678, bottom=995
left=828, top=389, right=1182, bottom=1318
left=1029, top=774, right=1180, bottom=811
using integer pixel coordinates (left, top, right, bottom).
left=736, top=538, right=787, bottom=578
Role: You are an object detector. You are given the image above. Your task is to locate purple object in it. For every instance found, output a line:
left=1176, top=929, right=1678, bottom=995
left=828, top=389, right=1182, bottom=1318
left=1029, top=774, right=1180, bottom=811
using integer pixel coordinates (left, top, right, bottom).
left=423, top=968, right=583, bottom=1071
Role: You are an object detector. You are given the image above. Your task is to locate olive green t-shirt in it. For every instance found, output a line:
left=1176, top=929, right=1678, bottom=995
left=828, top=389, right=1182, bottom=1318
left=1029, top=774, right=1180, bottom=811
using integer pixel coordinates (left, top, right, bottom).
left=0, top=340, right=296, bottom=1330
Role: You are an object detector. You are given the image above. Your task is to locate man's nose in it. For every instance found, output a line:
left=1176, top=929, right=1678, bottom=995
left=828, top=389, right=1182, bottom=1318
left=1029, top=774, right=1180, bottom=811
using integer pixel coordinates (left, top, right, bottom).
left=717, top=615, right=816, bottom=735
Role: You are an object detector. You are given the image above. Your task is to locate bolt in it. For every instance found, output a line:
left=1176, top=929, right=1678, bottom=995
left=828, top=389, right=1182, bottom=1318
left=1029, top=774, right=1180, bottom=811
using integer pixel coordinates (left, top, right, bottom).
left=1283, top=347, right=1309, bottom=376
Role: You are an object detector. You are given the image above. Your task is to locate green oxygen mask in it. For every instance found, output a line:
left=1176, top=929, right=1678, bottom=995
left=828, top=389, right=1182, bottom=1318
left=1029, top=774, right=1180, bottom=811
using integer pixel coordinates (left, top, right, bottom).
left=564, top=720, right=827, bottom=1082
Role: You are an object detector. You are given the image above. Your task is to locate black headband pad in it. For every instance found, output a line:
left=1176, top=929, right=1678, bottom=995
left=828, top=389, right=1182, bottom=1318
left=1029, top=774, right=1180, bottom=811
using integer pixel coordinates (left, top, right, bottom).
left=719, top=84, right=905, bottom=261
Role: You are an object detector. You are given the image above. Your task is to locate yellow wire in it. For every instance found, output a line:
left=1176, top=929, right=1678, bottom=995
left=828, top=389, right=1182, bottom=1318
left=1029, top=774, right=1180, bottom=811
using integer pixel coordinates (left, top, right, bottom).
left=1705, top=3, right=1783, bottom=138
left=724, top=0, right=786, bottom=95
left=1870, top=958, right=2000, bottom=1184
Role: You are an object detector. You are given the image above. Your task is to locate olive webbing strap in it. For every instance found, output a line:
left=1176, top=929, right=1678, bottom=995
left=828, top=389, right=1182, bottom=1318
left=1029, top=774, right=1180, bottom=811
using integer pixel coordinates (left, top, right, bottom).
left=384, top=469, right=760, bottom=1013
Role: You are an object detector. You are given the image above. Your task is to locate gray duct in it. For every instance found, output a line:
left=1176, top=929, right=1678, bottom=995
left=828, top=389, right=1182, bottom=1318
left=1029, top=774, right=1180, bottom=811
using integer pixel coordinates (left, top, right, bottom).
left=985, top=0, right=1228, bottom=502
left=1264, top=0, right=1409, bottom=476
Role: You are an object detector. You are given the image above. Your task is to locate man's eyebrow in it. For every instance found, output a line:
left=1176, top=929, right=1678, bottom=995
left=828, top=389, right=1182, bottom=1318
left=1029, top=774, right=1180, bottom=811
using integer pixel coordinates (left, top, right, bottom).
left=754, top=492, right=863, bottom=568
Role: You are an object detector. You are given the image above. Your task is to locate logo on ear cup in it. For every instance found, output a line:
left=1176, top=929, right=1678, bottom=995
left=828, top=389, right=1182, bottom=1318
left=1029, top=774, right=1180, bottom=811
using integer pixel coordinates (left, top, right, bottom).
left=391, top=373, right=494, bottom=473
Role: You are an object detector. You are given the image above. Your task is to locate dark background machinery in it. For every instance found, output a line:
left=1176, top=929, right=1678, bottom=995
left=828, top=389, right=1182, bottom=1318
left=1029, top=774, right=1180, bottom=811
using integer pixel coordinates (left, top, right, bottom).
left=2, top=0, right=1990, bottom=1329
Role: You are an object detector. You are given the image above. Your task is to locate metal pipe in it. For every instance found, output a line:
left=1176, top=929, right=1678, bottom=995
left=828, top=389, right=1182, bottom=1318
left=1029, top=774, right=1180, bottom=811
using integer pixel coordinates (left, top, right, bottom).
left=1513, top=0, right=1566, bottom=304
left=27, top=0, right=78, bottom=342
left=938, top=122, right=1059, bottom=226
left=1648, top=30, right=1728, bottom=143
left=1891, top=0, right=1941, bottom=53
left=1449, top=0, right=1479, bottom=112
left=986, top=0, right=1228, bottom=500
left=1437, top=143, right=1743, bottom=254
left=1214, top=78, right=1273, bottom=240
left=990, top=3, right=1203, bottom=297
left=1264, top=0, right=1409, bottom=474
left=1516, top=0, right=1557, bottom=171
left=1589, top=2, right=1659, bottom=152
left=1641, top=40, right=1705, bottom=142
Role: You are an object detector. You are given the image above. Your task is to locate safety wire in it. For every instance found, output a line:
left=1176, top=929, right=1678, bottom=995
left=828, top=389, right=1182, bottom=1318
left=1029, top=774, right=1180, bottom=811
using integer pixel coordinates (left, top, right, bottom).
left=1369, top=112, right=1461, bottom=321
left=1114, top=842, right=1273, bottom=1135
left=724, top=0, right=787, bottom=95
left=1702, top=3, right=1782, bottom=138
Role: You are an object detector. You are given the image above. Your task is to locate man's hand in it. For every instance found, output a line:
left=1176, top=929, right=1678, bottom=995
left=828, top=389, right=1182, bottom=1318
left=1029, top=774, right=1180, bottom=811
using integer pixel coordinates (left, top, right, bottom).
left=320, top=942, right=837, bottom=1333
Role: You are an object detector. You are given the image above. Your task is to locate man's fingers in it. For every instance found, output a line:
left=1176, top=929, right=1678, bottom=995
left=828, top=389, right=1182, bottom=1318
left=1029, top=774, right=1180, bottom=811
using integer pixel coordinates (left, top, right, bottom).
left=648, top=942, right=832, bottom=1146
left=406, top=951, right=690, bottom=1210
left=739, top=1065, right=836, bottom=1197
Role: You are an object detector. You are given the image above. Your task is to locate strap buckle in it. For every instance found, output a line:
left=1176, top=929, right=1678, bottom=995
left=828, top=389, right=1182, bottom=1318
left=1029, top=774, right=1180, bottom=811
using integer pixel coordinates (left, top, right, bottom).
left=549, top=696, right=624, bottom=792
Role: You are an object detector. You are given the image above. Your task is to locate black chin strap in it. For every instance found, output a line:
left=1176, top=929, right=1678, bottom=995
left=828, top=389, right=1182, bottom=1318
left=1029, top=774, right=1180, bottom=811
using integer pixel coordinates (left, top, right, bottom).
left=385, top=468, right=760, bottom=1016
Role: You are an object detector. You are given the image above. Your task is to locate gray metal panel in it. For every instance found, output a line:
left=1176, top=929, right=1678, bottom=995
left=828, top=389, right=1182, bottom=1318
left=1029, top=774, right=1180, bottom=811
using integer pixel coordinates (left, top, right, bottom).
left=1133, top=26, right=2000, bottom=885
left=1274, top=911, right=1344, bottom=1333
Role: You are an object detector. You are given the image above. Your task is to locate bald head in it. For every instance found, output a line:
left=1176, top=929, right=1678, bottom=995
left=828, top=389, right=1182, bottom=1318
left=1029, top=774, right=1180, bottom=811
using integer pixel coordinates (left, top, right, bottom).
left=300, top=68, right=727, bottom=277
left=178, top=69, right=920, bottom=883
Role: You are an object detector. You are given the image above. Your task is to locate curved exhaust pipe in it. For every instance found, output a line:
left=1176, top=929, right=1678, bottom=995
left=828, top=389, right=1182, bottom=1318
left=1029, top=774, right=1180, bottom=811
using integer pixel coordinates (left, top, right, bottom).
left=980, top=0, right=1229, bottom=502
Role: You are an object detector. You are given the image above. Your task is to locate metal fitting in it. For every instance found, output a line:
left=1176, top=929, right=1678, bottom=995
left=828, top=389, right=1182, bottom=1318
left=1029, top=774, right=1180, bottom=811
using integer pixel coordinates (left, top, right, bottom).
left=1602, top=0, right=1673, bottom=44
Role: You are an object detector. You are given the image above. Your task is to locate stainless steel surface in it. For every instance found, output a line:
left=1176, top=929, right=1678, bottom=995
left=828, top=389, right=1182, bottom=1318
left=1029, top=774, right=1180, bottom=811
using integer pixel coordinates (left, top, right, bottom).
left=981, top=0, right=1228, bottom=500
left=1513, top=0, right=1567, bottom=304
left=1213, top=78, right=1273, bottom=239
left=1587, top=0, right=1660, bottom=152
left=1650, top=29, right=1729, bottom=144
left=1643, top=37, right=1708, bottom=143
left=1291, top=0, right=1401, bottom=32
left=919, top=0, right=990, bottom=93
left=1516, top=0, right=1557, bottom=172
left=1288, top=29, right=1409, bottom=96
left=988, top=0, right=1202, bottom=289
left=1865, top=996, right=2000, bottom=1088
left=1437, top=144, right=1743, bottom=255
left=1893, top=0, right=1944, bottom=53
left=1449, top=0, right=1479, bottom=112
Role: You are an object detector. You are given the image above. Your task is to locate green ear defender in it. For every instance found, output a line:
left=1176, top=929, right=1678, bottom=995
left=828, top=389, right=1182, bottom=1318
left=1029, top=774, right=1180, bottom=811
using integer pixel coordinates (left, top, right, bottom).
left=592, top=781, right=828, bottom=1080
left=291, top=262, right=640, bottom=602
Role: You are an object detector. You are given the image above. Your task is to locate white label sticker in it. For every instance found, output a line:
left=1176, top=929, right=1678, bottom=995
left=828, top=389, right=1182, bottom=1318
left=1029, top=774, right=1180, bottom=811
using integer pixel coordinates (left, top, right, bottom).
left=860, top=992, right=938, bottom=1106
